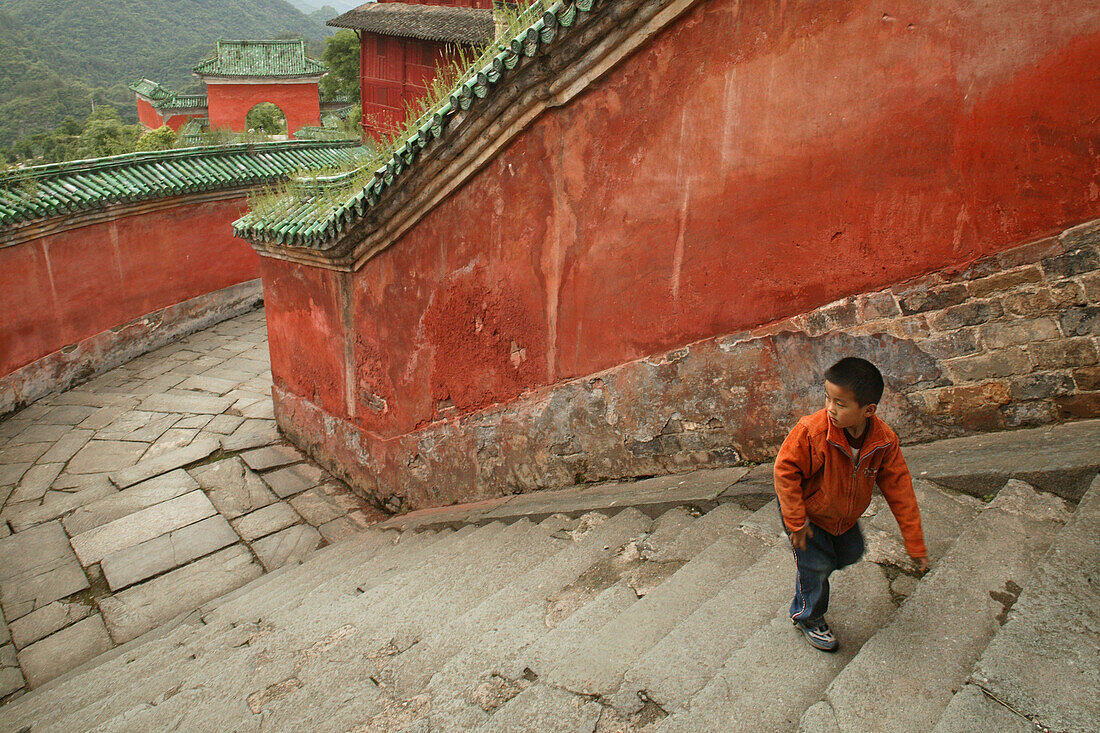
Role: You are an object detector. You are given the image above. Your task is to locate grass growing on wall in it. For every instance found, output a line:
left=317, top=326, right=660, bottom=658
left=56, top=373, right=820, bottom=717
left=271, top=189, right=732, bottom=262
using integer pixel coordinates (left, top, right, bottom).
left=243, top=0, right=550, bottom=229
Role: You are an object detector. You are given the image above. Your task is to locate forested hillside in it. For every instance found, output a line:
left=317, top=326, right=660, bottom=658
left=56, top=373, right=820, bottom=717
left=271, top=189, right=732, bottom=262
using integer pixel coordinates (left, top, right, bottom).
left=0, top=0, right=337, bottom=153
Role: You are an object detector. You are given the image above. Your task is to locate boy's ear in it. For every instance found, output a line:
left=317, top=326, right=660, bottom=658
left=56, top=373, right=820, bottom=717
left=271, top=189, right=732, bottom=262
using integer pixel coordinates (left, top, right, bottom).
left=862, top=402, right=877, bottom=418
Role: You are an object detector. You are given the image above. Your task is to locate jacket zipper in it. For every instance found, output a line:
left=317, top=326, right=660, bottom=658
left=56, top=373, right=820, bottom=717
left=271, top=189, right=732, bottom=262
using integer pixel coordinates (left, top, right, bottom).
left=826, top=438, right=886, bottom=529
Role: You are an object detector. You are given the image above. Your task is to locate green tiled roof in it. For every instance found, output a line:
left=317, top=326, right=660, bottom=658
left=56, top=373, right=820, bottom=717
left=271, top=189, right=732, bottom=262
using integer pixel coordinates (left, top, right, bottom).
left=193, top=39, right=328, bottom=78
left=0, top=141, right=367, bottom=228
left=235, top=0, right=587, bottom=249
left=128, top=78, right=174, bottom=102
left=157, top=94, right=208, bottom=111
left=129, top=79, right=208, bottom=112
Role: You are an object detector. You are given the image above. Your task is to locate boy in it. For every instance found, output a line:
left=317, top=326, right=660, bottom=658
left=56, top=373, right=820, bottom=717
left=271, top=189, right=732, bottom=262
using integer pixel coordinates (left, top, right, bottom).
left=773, top=357, right=927, bottom=652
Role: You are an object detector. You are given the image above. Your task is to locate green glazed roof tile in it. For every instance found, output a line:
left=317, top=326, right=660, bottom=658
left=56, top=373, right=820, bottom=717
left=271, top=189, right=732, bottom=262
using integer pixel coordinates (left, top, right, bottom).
left=0, top=141, right=368, bottom=228
left=234, top=0, right=600, bottom=251
left=193, top=39, right=328, bottom=78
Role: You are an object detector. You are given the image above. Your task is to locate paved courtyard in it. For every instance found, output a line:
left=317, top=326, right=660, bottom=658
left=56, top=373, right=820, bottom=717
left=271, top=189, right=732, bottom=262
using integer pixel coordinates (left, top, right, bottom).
left=0, top=308, right=385, bottom=700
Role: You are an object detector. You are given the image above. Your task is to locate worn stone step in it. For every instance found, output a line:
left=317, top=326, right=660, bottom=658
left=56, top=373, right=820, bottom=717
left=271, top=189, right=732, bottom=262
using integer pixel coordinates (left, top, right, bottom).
left=199, top=525, right=425, bottom=626
left=84, top=518, right=562, bottom=731
left=4, top=526, right=462, bottom=733
left=384, top=507, right=655, bottom=699
left=197, top=526, right=398, bottom=622
left=798, top=481, right=1068, bottom=733
left=656, top=561, right=895, bottom=733
left=935, top=475, right=1100, bottom=733
left=615, top=542, right=792, bottom=714
left=471, top=683, right=603, bottom=733
left=538, top=529, right=768, bottom=697
left=861, top=479, right=983, bottom=571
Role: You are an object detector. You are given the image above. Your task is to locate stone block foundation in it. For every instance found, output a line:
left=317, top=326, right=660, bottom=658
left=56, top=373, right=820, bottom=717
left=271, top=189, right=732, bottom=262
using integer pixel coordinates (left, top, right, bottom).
left=276, top=220, right=1099, bottom=513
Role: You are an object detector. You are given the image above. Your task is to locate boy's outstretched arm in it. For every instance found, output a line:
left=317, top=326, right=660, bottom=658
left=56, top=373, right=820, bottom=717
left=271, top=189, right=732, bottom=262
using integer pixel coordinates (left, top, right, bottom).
left=876, top=442, right=928, bottom=571
left=774, top=423, right=813, bottom=548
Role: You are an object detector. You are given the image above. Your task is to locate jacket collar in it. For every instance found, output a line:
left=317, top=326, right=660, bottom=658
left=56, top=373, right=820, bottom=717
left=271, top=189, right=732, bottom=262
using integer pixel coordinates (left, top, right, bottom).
left=824, top=411, right=892, bottom=454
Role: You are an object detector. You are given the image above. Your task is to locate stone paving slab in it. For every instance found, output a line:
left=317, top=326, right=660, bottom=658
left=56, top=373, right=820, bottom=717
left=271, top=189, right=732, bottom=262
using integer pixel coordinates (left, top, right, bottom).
left=66, top=440, right=147, bottom=475
left=220, top=420, right=281, bottom=452
left=205, top=415, right=245, bottom=435
left=0, top=554, right=89, bottom=621
left=61, top=469, right=199, bottom=537
left=109, top=437, right=219, bottom=489
left=101, top=515, right=239, bottom=591
left=69, top=491, right=218, bottom=566
left=289, top=486, right=347, bottom=525
left=98, top=545, right=263, bottom=644
left=2, top=478, right=117, bottom=533
left=178, top=375, right=239, bottom=396
left=8, top=600, right=93, bottom=650
left=252, top=524, right=322, bottom=572
left=231, top=502, right=301, bottom=542
left=138, top=393, right=233, bottom=415
left=0, top=522, right=73, bottom=582
left=189, top=457, right=275, bottom=520
left=240, top=445, right=303, bottom=472
left=264, top=462, right=324, bottom=499
left=16, top=615, right=111, bottom=688
left=0, top=443, right=51, bottom=465
left=8, top=464, right=63, bottom=505
left=0, top=644, right=23, bottom=699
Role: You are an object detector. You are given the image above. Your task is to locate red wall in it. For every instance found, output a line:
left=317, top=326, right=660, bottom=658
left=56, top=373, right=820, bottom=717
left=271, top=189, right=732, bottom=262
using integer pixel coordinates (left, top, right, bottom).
left=135, top=97, right=204, bottom=132
left=267, top=0, right=1100, bottom=442
left=135, top=97, right=165, bottom=129
left=0, top=198, right=260, bottom=377
left=206, top=82, right=322, bottom=135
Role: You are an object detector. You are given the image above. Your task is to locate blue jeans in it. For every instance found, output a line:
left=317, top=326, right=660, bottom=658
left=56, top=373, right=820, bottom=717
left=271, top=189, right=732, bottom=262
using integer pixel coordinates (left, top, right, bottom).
left=788, top=520, right=865, bottom=623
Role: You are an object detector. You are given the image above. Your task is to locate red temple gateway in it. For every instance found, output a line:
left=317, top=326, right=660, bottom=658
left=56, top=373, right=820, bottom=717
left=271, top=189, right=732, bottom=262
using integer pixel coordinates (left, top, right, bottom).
left=131, top=39, right=346, bottom=136
left=329, top=0, right=496, bottom=140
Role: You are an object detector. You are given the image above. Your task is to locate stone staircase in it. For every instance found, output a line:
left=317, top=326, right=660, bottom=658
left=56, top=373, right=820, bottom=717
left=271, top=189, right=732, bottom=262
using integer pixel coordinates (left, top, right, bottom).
left=0, top=473, right=1096, bottom=732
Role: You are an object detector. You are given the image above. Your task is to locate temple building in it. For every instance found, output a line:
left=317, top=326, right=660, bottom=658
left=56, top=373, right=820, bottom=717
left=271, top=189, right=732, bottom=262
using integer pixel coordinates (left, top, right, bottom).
left=130, top=39, right=350, bottom=137
left=328, top=0, right=496, bottom=139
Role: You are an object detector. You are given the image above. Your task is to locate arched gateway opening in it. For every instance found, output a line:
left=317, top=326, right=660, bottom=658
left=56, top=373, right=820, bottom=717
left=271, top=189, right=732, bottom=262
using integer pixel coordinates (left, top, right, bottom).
left=245, top=102, right=288, bottom=137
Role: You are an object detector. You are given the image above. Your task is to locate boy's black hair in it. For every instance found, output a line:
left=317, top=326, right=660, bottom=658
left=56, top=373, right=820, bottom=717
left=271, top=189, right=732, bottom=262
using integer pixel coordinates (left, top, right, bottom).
left=824, top=357, right=884, bottom=406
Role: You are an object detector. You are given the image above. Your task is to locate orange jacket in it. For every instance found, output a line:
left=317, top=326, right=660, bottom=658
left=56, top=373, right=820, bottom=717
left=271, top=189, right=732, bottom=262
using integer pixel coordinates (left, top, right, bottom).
left=773, top=409, right=926, bottom=558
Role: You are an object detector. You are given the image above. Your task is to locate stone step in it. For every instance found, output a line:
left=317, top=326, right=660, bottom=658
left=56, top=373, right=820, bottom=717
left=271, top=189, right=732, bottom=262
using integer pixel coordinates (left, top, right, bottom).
left=61, top=519, right=554, bottom=731
left=471, top=683, right=603, bottom=733
left=197, top=526, right=398, bottom=622
left=258, top=512, right=652, bottom=733
left=655, top=561, right=895, bottom=733
left=7, top=524, right=479, bottom=732
left=537, top=529, right=768, bottom=697
left=933, top=475, right=1100, bottom=733
left=383, top=507, right=655, bottom=699
left=614, top=543, right=792, bottom=714
left=798, top=481, right=1069, bottom=733
left=0, top=529, right=422, bottom=732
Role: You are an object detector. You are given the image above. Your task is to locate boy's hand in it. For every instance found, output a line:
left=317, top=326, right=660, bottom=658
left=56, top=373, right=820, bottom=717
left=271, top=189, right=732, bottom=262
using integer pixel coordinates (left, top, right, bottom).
left=790, top=525, right=813, bottom=550
left=912, top=555, right=929, bottom=573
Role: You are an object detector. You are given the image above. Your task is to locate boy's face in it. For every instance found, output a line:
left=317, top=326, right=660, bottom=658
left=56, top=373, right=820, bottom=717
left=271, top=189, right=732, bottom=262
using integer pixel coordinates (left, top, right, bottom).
left=824, top=380, right=876, bottom=431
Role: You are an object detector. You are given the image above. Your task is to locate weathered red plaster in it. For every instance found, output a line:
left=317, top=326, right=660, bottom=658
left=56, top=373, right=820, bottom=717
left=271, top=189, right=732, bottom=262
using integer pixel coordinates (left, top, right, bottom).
left=206, top=82, right=322, bottom=135
left=263, top=0, right=1100, bottom=447
left=0, top=198, right=259, bottom=377
left=260, top=258, right=347, bottom=419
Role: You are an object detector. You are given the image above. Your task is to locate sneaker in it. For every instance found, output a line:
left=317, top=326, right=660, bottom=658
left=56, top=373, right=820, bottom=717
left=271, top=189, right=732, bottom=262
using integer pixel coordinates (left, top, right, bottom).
left=793, top=618, right=839, bottom=652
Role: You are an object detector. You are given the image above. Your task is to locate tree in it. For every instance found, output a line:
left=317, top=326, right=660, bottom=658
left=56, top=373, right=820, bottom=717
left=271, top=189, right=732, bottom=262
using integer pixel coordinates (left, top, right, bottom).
left=74, top=106, right=141, bottom=159
left=134, top=125, right=178, bottom=151
left=245, top=103, right=287, bottom=135
left=320, top=29, right=360, bottom=103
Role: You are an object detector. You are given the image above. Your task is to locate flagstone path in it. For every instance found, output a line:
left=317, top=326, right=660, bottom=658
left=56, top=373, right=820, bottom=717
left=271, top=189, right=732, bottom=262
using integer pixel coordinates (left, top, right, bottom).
left=0, top=308, right=385, bottom=699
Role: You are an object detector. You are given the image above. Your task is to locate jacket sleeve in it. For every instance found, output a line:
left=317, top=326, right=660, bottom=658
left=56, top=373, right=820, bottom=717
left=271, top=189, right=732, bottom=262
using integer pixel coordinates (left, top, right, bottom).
left=773, top=423, right=812, bottom=533
left=875, top=441, right=927, bottom=558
